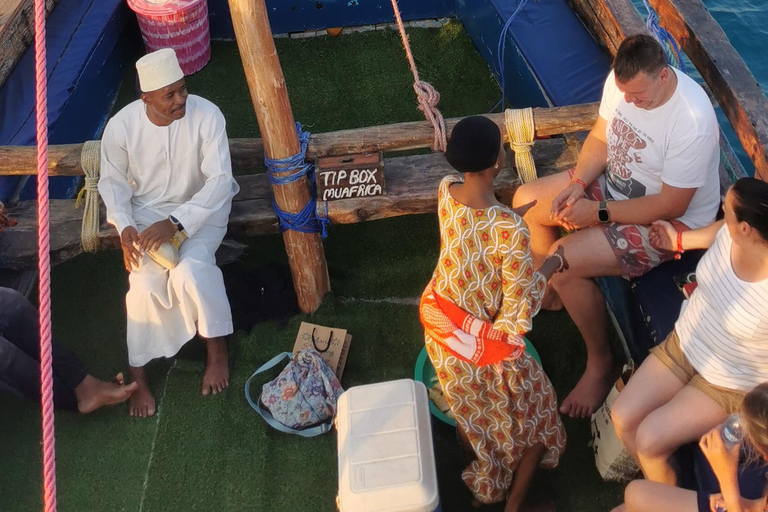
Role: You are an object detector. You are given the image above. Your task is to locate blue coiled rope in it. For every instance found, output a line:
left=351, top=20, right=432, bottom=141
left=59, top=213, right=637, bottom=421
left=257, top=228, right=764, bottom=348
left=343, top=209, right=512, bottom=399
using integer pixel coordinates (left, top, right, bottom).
left=264, top=123, right=329, bottom=238
left=642, top=0, right=687, bottom=73
left=492, top=0, right=531, bottom=112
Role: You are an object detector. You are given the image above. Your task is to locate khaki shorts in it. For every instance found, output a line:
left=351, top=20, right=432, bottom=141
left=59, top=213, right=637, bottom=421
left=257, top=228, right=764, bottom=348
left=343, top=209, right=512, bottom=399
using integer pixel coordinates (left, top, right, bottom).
left=651, top=330, right=745, bottom=414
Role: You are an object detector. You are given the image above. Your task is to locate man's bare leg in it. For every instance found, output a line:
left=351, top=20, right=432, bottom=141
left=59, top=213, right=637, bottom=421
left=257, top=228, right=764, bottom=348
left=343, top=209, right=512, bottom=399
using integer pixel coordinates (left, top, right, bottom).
left=75, top=373, right=138, bottom=414
left=201, top=336, right=229, bottom=396
left=127, top=366, right=155, bottom=418
left=549, top=228, right=623, bottom=418
left=513, top=172, right=572, bottom=310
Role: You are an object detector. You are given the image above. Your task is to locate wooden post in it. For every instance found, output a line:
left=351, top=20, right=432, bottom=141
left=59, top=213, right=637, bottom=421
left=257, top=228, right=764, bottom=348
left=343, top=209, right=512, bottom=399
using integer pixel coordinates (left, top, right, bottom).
left=228, top=0, right=330, bottom=313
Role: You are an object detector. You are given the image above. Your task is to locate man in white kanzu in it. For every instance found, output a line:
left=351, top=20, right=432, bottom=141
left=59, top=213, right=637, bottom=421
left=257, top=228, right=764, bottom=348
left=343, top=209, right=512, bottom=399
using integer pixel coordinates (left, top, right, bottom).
left=99, top=48, right=239, bottom=417
left=513, top=34, right=720, bottom=418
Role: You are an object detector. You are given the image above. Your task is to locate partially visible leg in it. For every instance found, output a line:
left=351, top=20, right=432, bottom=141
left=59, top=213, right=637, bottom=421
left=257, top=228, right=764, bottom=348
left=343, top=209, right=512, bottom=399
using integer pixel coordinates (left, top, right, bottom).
left=0, top=335, right=79, bottom=410
left=201, top=336, right=229, bottom=396
left=0, top=288, right=88, bottom=391
left=127, top=365, right=155, bottom=418
left=549, top=228, right=624, bottom=418
left=513, top=172, right=572, bottom=310
left=621, top=480, right=698, bottom=512
left=635, top=385, right=728, bottom=485
left=504, top=443, right=548, bottom=512
left=512, top=172, right=571, bottom=269
left=169, top=224, right=232, bottom=397
left=611, top=353, right=687, bottom=460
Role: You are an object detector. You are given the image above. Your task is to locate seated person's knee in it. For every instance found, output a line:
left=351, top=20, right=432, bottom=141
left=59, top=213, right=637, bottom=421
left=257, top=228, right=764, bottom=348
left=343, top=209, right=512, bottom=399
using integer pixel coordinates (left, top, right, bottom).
left=635, top=419, right=671, bottom=460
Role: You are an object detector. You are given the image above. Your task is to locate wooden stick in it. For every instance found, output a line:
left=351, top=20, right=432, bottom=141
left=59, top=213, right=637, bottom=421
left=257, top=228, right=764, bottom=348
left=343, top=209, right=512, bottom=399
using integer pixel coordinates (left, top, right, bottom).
left=0, top=103, right=599, bottom=176
left=228, top=0, right=330, bottom=314
left=647, top=0, right=768, bottom=180
left=0, top=0, right=60, bottom=91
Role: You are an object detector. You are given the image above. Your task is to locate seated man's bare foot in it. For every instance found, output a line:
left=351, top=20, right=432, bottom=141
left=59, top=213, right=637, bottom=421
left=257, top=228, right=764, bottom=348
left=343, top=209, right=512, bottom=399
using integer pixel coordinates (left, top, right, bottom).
left=75, top=374, right=139, bottom=414
left=559, top=360, right=620, bottom=418
left=127, top=366, right=155, bottom=418
left=541, top=287, right=563, bottom=311
left=202, top=337, right=229, bottom=396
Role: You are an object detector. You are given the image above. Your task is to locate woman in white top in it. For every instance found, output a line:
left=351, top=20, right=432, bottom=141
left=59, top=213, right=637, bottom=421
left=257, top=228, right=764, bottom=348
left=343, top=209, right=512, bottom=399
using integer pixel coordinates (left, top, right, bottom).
left=611, top=177, right=768, bottom=486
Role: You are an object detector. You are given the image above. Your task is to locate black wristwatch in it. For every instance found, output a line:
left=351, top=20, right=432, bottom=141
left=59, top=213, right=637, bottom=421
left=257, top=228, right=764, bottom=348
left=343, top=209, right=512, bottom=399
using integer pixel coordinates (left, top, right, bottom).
left=168, top=215, right=185, bottom=233
left=598, top=200, right=610, bottom=224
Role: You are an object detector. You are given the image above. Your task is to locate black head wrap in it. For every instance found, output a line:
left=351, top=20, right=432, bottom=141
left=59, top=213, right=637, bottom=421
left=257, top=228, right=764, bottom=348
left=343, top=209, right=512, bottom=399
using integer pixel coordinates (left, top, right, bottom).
left=445, top=116, right=502, bottom=173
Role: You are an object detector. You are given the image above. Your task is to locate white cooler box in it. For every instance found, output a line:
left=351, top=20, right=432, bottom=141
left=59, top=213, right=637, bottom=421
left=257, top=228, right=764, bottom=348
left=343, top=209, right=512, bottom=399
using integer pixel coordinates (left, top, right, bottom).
left=336, top=379, right=440, bottom=512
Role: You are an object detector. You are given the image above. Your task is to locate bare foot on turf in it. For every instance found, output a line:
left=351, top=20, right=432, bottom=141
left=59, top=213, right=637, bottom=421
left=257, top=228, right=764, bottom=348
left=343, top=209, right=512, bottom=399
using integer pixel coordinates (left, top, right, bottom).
left=127, top=366, right=155, bottom=418
left=541, top=287, right=564, bottom=311
left=74, top=374, right=139, bottom=414
left=201, top=337, right=229, bottom=396
left=559, top=361, right=620, bottom=418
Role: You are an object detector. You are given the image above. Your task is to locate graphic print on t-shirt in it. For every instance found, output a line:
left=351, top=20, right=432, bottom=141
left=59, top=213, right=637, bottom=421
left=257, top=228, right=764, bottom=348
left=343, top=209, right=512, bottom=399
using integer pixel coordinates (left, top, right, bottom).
left=607, top=115, right=648, bottom=198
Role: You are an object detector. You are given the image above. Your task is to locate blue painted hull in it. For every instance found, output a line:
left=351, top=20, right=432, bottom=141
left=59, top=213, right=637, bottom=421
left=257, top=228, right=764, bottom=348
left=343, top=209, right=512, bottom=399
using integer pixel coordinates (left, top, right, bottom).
left=0, top=0, right=140, bottom=203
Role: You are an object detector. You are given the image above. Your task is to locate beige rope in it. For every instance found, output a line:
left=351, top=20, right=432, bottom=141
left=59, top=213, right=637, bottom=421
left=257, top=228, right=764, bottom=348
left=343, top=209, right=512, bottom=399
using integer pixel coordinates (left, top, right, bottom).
left=76, top=140, right=101, bottom=252
left=504, top=108, right=537, bottom=183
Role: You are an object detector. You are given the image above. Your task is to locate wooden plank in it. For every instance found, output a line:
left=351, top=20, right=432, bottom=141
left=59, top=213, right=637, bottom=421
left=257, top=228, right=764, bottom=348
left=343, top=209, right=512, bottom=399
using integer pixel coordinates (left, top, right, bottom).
left=645, top=0, right=768, bottom=180
left=0, top=0, right=61, bottom=91
left=0, top=138, right=578, bottom=268
left=0, top=103, right=599, bottom=176
left=568, top=0, right=646, bottom=53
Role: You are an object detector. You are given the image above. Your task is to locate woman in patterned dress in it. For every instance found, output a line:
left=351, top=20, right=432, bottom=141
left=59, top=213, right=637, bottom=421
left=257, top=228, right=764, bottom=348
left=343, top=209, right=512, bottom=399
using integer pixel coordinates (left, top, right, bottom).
left=420, top=116, right=568, bottom=512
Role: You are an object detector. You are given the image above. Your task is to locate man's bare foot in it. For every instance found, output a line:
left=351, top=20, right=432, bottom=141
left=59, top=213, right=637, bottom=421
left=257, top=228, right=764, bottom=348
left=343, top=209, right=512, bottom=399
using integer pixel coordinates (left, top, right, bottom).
left=559, top=359, right=620, bottom=418
left=541, top=287, right=564, bottom=311
left=74, top=374, right=139, bottom=414
left=201, top=337, right=229, bottom=396
left=128, top=366, right=156, bottom=418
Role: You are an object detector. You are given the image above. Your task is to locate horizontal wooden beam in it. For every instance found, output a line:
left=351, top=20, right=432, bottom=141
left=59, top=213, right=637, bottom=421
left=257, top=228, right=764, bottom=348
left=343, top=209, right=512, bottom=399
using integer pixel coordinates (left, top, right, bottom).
left=647, top=0, right=768, bottom=180
left=0, top=139, right=578, bottom=268
left=0, top=102, right=599, bottom=176
left=0, top=0, right=61, bottom=91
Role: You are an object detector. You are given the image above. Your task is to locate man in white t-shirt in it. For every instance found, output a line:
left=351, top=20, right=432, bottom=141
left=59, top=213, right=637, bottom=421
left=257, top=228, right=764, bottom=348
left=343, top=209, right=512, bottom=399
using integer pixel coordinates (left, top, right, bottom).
left=512, top=34, right=720, bottom=418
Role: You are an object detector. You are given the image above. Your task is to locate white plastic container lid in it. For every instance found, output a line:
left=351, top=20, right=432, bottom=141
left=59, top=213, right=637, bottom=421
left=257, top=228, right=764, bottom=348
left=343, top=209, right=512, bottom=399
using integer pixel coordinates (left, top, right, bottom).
left=336, top=379, right=439, bottom=512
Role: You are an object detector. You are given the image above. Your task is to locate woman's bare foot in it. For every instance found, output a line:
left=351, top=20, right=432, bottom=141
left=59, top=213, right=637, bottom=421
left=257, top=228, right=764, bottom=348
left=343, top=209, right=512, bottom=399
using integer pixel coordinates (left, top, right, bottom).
left=127, top=366, right=156, bottom=418
left=201, top=337, right=229, bottom=396
left=74, top=374, right=139, bottom=414
left=559, top=357, right=620, bottom=418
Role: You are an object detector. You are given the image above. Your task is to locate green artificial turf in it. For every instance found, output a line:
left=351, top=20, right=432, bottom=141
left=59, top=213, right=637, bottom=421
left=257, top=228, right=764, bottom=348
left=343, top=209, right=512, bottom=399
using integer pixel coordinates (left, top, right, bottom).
left=0, top=22, right=626, bottom=512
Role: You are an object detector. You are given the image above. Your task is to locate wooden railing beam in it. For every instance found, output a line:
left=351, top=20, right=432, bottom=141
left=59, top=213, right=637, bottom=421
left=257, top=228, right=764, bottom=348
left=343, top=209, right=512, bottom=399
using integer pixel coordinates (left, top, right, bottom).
left=0, top=102, right=599, bottom=176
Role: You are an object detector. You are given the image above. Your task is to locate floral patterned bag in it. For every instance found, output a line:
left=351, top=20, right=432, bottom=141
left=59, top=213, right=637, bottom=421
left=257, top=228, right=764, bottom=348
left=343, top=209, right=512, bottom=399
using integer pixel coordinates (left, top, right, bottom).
left=245, top=348, right=344, bottom=437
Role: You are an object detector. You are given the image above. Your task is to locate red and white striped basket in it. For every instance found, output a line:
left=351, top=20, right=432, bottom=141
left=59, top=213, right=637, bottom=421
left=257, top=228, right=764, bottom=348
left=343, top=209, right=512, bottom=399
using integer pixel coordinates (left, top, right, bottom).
left=127, top=0, right=211, bottom=75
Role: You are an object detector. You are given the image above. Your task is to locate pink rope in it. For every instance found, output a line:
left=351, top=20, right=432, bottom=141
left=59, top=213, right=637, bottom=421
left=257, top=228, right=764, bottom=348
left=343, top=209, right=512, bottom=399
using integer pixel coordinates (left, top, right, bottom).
left=389, top=0, right=447, bottom=152
left=34, top=0, right=57, bottom=508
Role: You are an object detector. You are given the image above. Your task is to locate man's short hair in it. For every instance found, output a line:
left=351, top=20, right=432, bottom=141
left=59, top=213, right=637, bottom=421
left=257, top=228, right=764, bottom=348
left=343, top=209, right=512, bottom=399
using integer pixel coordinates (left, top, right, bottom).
left=613, top=34, right=668, bottom=83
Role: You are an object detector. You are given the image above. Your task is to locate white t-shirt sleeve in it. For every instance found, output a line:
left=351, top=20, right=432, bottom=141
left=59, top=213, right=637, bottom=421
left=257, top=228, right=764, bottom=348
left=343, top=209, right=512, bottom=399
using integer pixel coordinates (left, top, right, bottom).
left=598, top=71, right=622, bottom=121
left=660, top=129, right=719, bottom=189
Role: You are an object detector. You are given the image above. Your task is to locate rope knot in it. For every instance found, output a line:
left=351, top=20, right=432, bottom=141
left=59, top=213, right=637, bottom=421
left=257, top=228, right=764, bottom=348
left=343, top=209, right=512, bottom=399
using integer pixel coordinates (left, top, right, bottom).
left=413, top=80, right=447, bottom=152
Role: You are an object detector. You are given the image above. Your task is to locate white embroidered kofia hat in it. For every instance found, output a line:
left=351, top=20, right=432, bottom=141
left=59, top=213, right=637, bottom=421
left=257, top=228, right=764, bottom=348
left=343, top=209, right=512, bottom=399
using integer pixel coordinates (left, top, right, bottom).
left=136, top=48, right=184, bottom=93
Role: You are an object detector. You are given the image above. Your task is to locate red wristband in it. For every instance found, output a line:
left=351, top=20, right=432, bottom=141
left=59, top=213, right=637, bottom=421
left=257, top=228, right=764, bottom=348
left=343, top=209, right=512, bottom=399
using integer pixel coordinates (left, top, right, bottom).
left=674, top=230, right=684, bottom=260
left=571, top=178, right=587, bottom=190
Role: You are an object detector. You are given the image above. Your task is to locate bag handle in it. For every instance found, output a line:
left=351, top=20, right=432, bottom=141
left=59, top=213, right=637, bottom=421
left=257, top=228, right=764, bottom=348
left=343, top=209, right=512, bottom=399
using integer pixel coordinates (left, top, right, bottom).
left=244, top=351, right=333, bottom=438
left=311, top=327, right=333, bottom=353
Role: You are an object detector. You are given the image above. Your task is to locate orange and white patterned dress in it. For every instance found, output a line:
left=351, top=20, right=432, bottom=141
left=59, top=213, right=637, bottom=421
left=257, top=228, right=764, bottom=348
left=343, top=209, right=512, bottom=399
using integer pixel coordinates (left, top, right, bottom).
left=425, top=175, right=566, bottom=504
